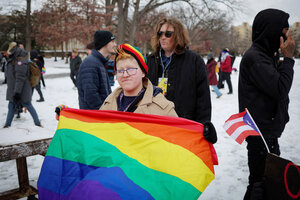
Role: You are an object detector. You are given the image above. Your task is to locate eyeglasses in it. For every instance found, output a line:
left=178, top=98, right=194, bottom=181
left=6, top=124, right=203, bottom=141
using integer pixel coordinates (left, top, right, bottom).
left=116, top=68, right=138, bottom=76
left=157, top=31, right=174, bottom=38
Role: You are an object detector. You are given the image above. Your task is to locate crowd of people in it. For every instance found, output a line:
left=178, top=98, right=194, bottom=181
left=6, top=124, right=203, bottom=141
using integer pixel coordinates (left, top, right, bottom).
left=1, top=8, right=296, bottom=200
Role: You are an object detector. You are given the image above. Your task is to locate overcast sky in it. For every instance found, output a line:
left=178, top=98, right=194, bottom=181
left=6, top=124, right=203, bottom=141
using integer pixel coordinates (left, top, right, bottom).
left=1, top=0, right=299, bottom=27
left=232, top=0, right=300, bottom=26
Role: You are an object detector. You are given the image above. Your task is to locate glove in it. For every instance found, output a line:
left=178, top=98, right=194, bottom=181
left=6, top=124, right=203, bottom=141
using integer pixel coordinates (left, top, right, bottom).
left=203, top=121, right=217, bottom=144
left=13, top=93, right=21, bottom=104
left=55, top=104, right=68, bottom=117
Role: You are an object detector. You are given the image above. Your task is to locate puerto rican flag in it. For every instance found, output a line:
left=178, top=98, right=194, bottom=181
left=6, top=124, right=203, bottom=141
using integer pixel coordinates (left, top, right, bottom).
left=224, top=110, right=260, bottom=144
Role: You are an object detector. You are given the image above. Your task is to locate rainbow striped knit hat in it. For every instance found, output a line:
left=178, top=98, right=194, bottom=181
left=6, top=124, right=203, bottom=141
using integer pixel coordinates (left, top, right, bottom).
left=115, top=43, right=148, bottom=74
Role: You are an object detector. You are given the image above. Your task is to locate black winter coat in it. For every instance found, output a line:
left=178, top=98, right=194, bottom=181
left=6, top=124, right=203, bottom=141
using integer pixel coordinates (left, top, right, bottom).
left=70, top=55, right=82, bottom=71
left=77, top=49, right=112, bottom=110
left=147, top=49, right=211, bottom=124
left=238, top=9, right=294, bottom=138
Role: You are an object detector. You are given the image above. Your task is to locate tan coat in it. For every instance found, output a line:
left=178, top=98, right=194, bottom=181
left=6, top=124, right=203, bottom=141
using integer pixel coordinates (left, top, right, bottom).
left=100, top=78, right=178, bottom=117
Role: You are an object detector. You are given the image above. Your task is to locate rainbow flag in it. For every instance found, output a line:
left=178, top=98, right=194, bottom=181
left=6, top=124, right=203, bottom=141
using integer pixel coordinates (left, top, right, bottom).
left=41, top=67, right=46, bottom=74
left=38, top=108, right=216, bottom=200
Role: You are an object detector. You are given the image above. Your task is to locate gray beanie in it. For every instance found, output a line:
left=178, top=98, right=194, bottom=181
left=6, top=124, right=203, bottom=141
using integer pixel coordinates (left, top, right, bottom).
left=94, top=30, right=115, bottom=50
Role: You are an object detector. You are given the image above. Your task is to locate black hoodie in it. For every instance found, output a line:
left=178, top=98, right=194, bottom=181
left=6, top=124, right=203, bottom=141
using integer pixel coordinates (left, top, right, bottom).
left=252, top=9, right=289, bottom=56
left=238, top=9, right=295, bottom=138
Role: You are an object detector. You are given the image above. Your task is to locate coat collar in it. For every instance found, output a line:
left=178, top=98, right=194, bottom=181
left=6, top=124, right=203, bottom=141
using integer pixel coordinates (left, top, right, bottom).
left=92, top=49, right=108, bottom=64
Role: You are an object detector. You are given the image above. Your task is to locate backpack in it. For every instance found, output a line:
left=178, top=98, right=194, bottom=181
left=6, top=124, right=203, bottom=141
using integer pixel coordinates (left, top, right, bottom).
left=29, top=61, right=41, bottom=87
left=14, top=56, right=41, bottom=87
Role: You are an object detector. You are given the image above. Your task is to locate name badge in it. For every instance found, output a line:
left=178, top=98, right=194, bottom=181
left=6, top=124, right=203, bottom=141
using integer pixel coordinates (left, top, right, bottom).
left=158, top=77, right=168, bottom=95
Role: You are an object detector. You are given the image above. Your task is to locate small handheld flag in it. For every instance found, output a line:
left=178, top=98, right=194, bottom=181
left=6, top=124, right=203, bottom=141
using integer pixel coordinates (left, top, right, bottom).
left=41, top=67, right=46, bottom=74
left=224, top=109, right=270, bottom=152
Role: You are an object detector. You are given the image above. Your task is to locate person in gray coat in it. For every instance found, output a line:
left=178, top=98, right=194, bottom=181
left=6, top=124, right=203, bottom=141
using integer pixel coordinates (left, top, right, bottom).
left=3, top=42, right=41, bottom=128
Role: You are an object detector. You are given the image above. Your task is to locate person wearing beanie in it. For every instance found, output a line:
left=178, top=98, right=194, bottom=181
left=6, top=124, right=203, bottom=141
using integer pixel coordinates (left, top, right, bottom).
left=100, top=43, right=177, bottom=117
left=4, top=42, right=42, bottom=128
left=76, top=30, right=116, bottom=109
left=218, top=48, right=233, bottom=94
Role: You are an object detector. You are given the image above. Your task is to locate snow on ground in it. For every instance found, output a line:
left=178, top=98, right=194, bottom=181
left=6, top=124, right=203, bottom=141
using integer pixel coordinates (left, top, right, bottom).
left=0, top=57, right=299, bottom=199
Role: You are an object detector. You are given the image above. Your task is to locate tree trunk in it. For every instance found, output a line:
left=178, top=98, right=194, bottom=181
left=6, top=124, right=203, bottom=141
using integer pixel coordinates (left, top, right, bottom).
left=128, top=0, right=140, bottom=44
left=105, top=0, right=116, bottom=28
left=117, top=0, right=124, bottom=44
left=54, top=45, right=57, bottom=62
left=61, top=41, right=64, bottom=60
left=25, top=0, right=31, bottom=52
left=65, top=40, right=69, bottom=64
left=116, top=0, right=129, bottom=44
left=143, top=41, right=147, bottom=56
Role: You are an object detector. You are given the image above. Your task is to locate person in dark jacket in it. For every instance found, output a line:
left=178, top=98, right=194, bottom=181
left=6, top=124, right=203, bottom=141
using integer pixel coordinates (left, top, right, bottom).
left=69, top=48, right=82, bottom=88
left=1, top=51, right=7, bottom=84
left=30, top=50, right=45, bottom=102
left=206, top=54, right=222, bottom=98
left=238, top=9, right=295, bottom=200
left=4, top=42, right=41, bottom=128
left=147, top=17, right=216, bottom=144
left=77, top=30, right=116, bottom=110
left=37, top=50, right=46, bottom=88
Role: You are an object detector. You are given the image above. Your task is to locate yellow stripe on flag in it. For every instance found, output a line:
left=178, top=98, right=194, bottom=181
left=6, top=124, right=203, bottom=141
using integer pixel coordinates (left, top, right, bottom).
left=58, top=116, right=214, bottom=192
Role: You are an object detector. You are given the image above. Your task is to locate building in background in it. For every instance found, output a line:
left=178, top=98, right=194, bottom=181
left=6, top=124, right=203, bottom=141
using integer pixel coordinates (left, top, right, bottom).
left=231, top=22, right=300, bottom=57
left=231, top=22, right=252, bottom=56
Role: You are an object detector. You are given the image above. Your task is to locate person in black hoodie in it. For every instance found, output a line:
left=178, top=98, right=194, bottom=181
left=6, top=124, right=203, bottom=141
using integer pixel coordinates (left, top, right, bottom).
left=238, top=9, right=295, bottom=200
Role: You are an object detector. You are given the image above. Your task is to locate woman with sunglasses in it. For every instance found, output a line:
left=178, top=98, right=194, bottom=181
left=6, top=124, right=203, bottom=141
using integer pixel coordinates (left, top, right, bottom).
left=100, top=43, right=177, bottom=116
left=147, top=17, right=216, bottom=143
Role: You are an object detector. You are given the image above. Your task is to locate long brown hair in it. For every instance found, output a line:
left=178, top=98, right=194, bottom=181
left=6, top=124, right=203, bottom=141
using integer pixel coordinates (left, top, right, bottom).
left=151, top=17, right=190, bottom=55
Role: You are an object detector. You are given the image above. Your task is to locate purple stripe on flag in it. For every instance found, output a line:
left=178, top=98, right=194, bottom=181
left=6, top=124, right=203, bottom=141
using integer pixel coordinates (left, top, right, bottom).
left=38, top=156, right=154, bottom=200
left=67, top=180, right=121, bottom=200
left=38, top=187, right=67, bottom=200
left=38, top=181, right=121, bottom=200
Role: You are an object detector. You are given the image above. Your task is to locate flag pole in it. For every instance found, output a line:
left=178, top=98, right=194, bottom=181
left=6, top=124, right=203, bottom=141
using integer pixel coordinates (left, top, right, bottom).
left=245, top=108, right=270, bottom=153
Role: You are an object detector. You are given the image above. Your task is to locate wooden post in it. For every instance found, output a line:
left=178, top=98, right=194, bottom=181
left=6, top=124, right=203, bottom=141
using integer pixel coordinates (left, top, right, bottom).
left=16, top=157, right=30, bottom=192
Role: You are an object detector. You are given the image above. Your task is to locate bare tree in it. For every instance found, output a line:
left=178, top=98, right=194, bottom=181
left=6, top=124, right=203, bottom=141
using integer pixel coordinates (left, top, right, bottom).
left=33, top=0, right=68, bottom=61
left=25, top=0, right=31, bottom=52
left=120, top=0, right=241, bottom=47
left=105, top=0, right=117, bottom=28
left=116, top=0, right=129, bottom=44
left=128, top=0, right=194, bottom=44
left=170, top=5, right=232, bottom=54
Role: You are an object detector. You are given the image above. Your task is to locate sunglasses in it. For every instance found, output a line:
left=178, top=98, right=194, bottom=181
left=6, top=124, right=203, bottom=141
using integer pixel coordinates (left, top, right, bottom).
left=157, top=31, right=174, bottom=38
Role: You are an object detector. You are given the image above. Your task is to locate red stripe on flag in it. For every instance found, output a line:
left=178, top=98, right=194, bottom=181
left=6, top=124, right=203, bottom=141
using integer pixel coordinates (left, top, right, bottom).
left=225, top=111, right=246, bottom=123
left=225, top=121, right=245, bottom=136
left=235, top=130, right=260, bottom=144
